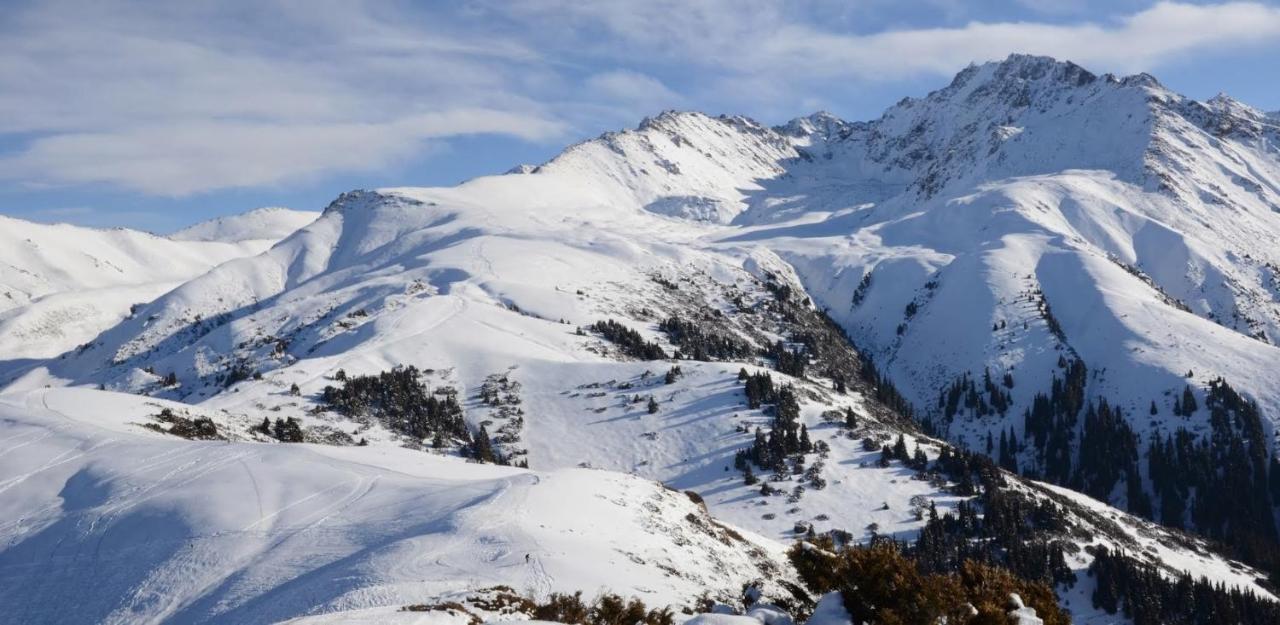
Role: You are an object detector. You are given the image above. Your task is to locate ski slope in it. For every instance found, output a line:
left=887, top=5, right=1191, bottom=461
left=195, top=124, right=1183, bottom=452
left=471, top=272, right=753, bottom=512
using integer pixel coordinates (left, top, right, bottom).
left=0, top=387, right=794, bottom=625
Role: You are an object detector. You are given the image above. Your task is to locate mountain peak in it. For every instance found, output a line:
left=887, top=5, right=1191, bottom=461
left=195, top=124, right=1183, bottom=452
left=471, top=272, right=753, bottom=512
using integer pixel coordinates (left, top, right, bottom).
left=946, top=54, right=1099, bottom=94
left=319, top=189, right=388, bottom=215
left=168, top=206, right=318, bottom=243
left=778, top=111, right=852, bottom=140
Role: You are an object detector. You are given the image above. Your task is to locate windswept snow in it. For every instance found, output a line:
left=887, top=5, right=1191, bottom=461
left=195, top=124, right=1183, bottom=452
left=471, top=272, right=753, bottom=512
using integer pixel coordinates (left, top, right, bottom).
left=0, top=388, right=793, bottom=625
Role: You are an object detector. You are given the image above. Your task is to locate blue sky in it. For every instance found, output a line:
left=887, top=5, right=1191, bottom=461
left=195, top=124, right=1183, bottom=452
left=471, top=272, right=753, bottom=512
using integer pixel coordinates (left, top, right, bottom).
left=2, top=0, right=1279, bottom=232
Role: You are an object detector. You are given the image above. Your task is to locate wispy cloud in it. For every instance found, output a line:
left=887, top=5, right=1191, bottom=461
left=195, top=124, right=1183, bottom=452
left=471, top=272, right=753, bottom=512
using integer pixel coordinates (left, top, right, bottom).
left=0, top=1, right=565, bottom=195
left=752, top=1, right=1280, bottom=78
left=1, top=1, right=1277, bottom=197
left=497, top=1, right=1280, bottom=79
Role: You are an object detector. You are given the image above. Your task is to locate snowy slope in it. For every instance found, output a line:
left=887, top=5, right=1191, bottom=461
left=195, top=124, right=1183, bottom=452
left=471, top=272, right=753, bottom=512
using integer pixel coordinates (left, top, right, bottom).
left=0, top=211, right=313, bottom=361
left=0, top=387, right=794, bottom=625
left=3, top=188, right=1267, bottom=620
left=4, top=54, right=1280, bottom=622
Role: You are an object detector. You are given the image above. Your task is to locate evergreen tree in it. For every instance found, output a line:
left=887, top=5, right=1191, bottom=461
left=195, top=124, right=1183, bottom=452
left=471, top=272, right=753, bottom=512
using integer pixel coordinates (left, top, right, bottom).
left=471, top=425, right=500, bottom=464
left=1181, top=384, right=1198, bottom=416
left=893, top=434, right=909, bottom=461
left=272, top=417, right=304, bottom=442
left=664, top=366, right=682, bottom=384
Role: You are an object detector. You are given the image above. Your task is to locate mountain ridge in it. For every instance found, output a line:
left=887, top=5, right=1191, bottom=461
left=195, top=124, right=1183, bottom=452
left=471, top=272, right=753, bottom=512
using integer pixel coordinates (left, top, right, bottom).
left=3, top=53, right=1280, bottom=624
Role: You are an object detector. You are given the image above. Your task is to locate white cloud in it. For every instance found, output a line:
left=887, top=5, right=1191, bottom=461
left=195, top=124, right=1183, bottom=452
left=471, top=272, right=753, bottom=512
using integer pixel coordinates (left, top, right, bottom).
left=751, top=1, right=1280, bottom=78
left=0, top=0, right=565, bottom=195
left=579, top=70, right=685, bottom=124
left=494, top=1, right=1280, bottom=84
left=1, top=1, right=1278, bottom=196
left=586, top=71, right=682, bottom=105
left=1, top=111, right=565, bottom=195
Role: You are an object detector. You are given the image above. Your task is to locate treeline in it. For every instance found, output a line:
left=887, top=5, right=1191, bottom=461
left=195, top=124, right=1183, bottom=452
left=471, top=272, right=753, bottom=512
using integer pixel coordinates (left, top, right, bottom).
left=1089, top=546, right=1280, bottom=625
left=1145, top=378, right=1279, bottom=578
left=819, top=432, right=1280, bottom=625
left=857, top=354, right=915, bottom=423
left=919, top=444, right=1078, bottom=589
left=939, top=358, right=1158, bottom=529
left=1020, top=357, right=1087, bottom=486
left=937, top=355, right=1280, bottom=585
left=1013, top=364, right=1280, bottom=583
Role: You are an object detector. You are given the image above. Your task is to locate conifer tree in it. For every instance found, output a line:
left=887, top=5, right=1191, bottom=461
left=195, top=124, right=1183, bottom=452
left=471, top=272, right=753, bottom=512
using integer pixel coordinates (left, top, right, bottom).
left=1181, top=385, right=1197, bottom=416
left=471, top=425, right=499, bottom=464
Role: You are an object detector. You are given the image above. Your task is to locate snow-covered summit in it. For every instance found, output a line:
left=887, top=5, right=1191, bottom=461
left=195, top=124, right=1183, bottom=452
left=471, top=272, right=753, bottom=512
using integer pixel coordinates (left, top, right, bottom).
left=169, top=206, right=319, bottom=243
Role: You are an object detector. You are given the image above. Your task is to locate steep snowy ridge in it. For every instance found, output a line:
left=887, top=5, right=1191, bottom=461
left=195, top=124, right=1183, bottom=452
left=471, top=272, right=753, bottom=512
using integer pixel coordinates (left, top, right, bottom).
left=820, top=55, right=1155, bottom=198
left=539, top=111, right=798, bottom=223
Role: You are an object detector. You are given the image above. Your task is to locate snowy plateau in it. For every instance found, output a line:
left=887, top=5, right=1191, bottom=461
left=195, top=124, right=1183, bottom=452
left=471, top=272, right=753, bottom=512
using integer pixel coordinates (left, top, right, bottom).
left=2, top=55, right=1280, bottom=624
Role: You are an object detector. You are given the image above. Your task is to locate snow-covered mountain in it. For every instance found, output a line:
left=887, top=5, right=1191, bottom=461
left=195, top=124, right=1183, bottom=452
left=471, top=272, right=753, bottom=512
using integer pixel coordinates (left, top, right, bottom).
left=0, top=211, right=314, bottom=361
left=170, top=207, right=319, bottom=244
left=3, top=54, right=1280, bottom=624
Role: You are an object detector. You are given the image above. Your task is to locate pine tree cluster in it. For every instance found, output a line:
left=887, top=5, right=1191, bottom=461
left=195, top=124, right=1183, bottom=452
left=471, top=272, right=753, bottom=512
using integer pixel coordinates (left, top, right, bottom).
left=320, top=366, right=470, bottom=447
left=1145, top=378, right=1280, bottom=579
left=732, top=370, right=822, bottom=488
left=857, top=355, right=915, bottom=422
left=740, top=369, right=775, bottom=409
left=477, top=372, right=526, bottom=465
left=734, top=386, right=814, bottom=478
left=769, top=341, right=807, bottom=378
left=657, top=314, right=754, bottom=361
left=1011, top=369, right=1280, bottom=583
left=1020, top=357, right=1088, bottom=486
left=588, top=320, right=667, bottom=360
left=1089, top=546, right=1280, bottom=625
left=936, top=368, right=1014, bottom=422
